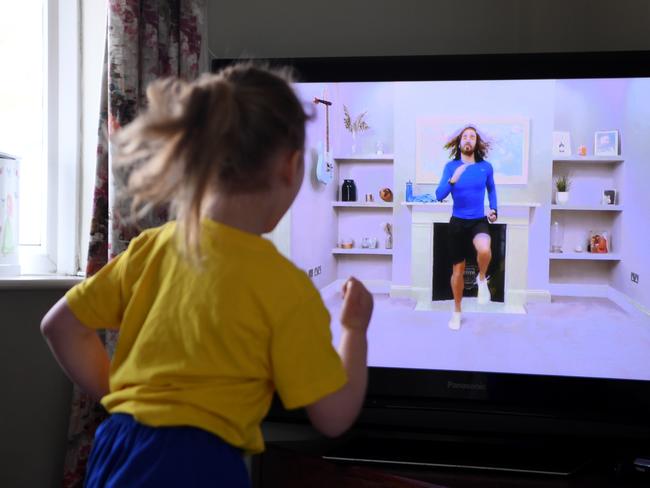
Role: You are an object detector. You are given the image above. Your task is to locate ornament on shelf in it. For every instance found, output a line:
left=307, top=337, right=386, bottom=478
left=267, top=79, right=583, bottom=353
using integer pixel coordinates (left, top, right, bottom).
left=382, top=222, right=393, bottom=250
left=550, top=221, right=563, bottom=253
left=379, top=187, right=393, bottom=202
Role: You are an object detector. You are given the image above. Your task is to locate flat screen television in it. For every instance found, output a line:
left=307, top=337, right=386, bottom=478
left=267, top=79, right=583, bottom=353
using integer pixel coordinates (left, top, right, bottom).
left=212, top=52, right=650, bottom=472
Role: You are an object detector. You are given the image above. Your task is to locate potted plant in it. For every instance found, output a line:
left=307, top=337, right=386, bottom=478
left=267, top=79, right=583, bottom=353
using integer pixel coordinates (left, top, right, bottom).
left=554, top=175, right=571, bottom=205
left=343, top=105, right=369, bottom=154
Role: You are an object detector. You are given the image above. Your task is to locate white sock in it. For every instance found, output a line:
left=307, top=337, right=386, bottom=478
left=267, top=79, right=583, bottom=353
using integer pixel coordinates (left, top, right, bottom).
left=448, top=311, right=461, bottom=330
left=477, top=275, right=491, bottom=304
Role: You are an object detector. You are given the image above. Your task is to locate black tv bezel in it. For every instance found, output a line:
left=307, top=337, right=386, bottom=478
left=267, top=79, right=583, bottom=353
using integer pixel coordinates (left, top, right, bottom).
left=211, top=51, right=650, bottom=426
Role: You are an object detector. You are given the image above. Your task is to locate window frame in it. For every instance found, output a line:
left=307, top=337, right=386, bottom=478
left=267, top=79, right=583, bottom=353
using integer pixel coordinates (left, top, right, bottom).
left=18, top=0, right=81, bottom=276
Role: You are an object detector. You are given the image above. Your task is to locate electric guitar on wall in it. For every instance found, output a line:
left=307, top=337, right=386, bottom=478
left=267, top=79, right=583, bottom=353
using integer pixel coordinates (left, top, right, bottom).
left=313, top=97, right=333, bottom=184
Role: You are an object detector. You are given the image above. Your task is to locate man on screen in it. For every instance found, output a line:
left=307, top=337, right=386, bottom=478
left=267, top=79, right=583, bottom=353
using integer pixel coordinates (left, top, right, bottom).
left=435, top=126, right=498, bottom=330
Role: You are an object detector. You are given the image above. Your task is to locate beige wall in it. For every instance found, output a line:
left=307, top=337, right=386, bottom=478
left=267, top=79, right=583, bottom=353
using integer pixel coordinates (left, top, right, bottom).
left=0, top=288, right=73, bottom=488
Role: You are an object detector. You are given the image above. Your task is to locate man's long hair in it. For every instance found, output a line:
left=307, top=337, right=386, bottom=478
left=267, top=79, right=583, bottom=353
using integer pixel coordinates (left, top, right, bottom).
left=443, top=125, right=491, bottom=161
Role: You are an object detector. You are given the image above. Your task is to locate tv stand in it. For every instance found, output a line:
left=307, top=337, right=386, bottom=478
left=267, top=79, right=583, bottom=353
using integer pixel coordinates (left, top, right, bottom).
left=321, top=435, right=590, bottom=476
left=253, top=426, right=650, bottom=487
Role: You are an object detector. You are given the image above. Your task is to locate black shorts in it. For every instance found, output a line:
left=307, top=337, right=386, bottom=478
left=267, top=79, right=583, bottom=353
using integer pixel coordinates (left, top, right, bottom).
left=448, top=216, right=490, bottom=265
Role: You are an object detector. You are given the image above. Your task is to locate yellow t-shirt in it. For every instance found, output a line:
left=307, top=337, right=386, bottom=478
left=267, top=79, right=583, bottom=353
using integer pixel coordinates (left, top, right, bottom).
left=65, top=220, right=347, bottom=453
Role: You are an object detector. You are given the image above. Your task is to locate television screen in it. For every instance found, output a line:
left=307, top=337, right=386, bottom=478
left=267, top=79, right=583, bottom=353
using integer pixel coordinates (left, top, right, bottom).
left=287, top=74, right=649, bottom=382
left=212, top=54, right=650, bottom=429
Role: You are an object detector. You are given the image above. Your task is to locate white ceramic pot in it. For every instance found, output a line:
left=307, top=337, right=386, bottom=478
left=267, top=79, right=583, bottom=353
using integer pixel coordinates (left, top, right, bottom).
left=556, top=191, right=569, bottom=205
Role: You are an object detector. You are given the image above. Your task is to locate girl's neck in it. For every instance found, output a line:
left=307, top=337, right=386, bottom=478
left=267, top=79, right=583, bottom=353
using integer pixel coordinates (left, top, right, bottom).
left=202, top=191, right=279, bottom=236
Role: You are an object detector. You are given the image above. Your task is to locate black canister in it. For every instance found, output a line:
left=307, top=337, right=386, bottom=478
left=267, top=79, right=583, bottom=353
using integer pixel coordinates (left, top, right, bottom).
left=341, top=179, right=357, bottom=202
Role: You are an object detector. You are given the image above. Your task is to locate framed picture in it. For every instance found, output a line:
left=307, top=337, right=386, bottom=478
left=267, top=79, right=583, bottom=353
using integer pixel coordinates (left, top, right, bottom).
left=552, top=131, right=572, bottom=157
left=416, top=116, right=530, bottom=185
left=594, top=130, right=620, bottom=156
left=602, top=189, right=617, bottom=205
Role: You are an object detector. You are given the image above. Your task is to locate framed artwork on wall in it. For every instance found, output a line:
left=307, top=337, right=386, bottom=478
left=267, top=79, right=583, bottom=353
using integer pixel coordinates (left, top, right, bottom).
left=416, top=116, right=530, bottom=185
left=594, top=130, right=620, bottom=156
left=552, top=131, right=572, bottom=157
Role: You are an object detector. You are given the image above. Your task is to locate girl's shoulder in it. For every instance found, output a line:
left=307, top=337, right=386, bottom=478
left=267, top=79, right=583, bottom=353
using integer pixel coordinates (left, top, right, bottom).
left=121, top=222, right=176, bottom=261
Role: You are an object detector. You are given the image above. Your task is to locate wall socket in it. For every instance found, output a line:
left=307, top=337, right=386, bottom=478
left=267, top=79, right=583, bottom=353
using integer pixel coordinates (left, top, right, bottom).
left=308, top=266, right=322, bottom=278
left=631, top=272, right=640, bottom=284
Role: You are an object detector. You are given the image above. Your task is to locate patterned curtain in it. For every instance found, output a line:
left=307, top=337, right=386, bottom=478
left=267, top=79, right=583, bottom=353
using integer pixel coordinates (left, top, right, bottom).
left=63, top=2, right=205, bottom=486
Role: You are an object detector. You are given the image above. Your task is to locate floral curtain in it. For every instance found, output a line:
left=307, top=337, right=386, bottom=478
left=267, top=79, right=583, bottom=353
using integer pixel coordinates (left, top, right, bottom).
left=63, top=2, right=205, bottom=486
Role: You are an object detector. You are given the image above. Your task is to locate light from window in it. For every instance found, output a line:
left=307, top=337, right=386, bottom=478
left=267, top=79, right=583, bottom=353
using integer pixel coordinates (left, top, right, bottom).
left=0, top=2, right=45, bottom=246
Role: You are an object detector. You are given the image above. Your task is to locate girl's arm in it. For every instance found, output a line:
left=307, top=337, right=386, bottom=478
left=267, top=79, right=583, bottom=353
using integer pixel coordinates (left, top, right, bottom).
left=41, top=297, right=110, bottom=401
left=306, top=278, right=372, bottom=437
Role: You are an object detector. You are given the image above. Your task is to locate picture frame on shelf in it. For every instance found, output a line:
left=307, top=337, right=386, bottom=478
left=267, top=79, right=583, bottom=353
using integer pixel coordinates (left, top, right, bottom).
left=589, top=230, right=610, bottom=254
left=552, top=131, right=572, bottom=157
left=594, top=130, right=620, bottom=156
left=602, top=189, right=618, bottom=205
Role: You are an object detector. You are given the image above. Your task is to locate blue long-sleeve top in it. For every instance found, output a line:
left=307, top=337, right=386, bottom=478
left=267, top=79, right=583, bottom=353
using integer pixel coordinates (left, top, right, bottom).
left=435, top=160, right=498, bottom=219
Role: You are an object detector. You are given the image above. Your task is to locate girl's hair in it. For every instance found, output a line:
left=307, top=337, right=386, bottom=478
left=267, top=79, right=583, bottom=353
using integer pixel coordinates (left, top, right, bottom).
left=443, top=125, right=491, bottom=161
left=114, top=62, right=311, bottom=262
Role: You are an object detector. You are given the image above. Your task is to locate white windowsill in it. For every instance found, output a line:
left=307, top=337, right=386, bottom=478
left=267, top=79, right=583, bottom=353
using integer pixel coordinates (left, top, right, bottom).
left=0, top=274, right=84, bottom=290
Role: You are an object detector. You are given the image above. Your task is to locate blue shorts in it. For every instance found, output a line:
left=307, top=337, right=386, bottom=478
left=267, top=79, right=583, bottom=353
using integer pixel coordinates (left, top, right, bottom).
left=84, top=413, right=250, bottom=488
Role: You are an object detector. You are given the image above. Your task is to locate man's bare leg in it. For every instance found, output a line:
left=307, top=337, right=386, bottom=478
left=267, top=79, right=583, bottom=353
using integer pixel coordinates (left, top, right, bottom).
left=473, top=233, right=492, bottom=280
left=449, top=260, right=466, bottom=330
left=451, top=260, right=466, bottom=313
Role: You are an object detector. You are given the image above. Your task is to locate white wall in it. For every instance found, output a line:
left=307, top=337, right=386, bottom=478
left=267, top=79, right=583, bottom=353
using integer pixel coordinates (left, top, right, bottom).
left=207, top=0, right=650, bottom=59
left=290, top=83, right=339, bottom=288
left=552, top=78, right=650, bottom=310
left=392, top=80, right=555, bottom=289
left=615, top=79, right=650, bottom=310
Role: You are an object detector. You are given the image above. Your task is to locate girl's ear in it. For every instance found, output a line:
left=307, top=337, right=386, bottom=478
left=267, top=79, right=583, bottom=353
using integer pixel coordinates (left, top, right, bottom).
left=279, top=149, right=303, bottom=186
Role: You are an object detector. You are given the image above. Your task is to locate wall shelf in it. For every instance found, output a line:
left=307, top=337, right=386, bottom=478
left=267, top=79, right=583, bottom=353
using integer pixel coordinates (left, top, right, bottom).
left=332, top=248, right=393, bottom=256
left=548, top=155, right=624, bottom=289
left=332, top=201, right=394, bottom=208
left=553, top=156, right=624, bottom=164
left=551, top=205, right=623, bottom=211
left=334, top=155, right=394, bottom=163
left=549, top=252, right=621, bottom=261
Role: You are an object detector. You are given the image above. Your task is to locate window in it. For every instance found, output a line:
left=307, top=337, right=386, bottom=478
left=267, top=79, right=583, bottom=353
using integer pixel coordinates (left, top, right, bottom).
left=0, top=3, right=45, bottom=247
left=0, top=0, right=81, bottom=276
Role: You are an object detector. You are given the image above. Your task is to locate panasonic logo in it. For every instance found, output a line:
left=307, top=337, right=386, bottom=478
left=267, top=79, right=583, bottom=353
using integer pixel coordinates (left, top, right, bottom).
left=447, top=381, right=487, bottom=391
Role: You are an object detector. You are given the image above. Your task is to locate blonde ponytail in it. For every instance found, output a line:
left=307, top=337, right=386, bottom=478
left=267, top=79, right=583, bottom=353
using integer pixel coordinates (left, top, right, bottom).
left=113, top=63, right=310, bottom=263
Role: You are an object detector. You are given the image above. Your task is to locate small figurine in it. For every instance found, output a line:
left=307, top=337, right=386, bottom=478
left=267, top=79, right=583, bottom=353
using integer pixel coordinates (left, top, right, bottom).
left=379, top=187, right=393, bottom=202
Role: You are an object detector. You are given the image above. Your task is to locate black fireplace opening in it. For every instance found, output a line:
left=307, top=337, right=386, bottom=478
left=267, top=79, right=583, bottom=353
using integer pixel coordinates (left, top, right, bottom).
left=432, top=223, right=506, bottom=302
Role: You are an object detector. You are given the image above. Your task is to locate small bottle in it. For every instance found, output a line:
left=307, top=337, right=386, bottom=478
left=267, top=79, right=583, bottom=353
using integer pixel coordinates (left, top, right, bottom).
left=341, top=179, right=357, bottom=202
left=405, top=180, right=413, bottom=202
left=550, top=221, right=562, bottom=253
left=385, top=235, right=393, bottom=249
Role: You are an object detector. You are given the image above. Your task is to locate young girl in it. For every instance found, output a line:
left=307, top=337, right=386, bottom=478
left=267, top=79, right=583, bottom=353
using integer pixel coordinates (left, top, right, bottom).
left=41, top=63, right=373, bottom=487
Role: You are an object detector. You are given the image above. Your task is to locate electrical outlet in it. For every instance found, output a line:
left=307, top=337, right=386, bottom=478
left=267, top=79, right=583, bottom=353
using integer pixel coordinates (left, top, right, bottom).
left=308, top=268, right=314, bottom=277
left=315, top=265, right=322, bottom=275
left=631, top=272, right=639, bottom=284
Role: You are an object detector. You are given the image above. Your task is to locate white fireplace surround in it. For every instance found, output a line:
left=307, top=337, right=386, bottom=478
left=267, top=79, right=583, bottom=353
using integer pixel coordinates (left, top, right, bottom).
left=400, top=202, right=542, bottom=314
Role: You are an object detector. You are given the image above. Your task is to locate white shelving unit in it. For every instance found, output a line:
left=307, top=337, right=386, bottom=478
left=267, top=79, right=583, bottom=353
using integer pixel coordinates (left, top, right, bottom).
left=334, top=154, right=394, bottom=163
left=550, top=204, right=623, bottom=211
left=549, top=156, right=624, bottom=291
left=553, top=156, right=624, bottom=165
left=332, top=248, right=393, bottom=255
left=332, top=156, right=395, bottom=285
left=332, top=201, right=394, bottom=208
left=549, top=252, right=622, bottom=261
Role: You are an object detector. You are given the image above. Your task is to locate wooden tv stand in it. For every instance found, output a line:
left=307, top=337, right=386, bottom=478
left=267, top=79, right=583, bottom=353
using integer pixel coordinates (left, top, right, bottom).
left=251, top=434, right=649, bottom=487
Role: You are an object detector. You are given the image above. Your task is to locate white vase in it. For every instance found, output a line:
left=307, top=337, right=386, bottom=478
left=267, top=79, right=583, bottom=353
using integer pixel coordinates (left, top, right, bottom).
left=556, top=191, right=569, bottom=205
